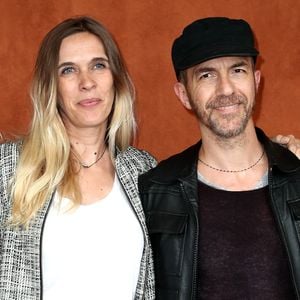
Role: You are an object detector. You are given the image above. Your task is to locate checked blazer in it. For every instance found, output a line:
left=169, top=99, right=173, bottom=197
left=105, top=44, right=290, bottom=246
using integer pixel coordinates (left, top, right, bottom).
left=0, top=141, right=157, bottom=300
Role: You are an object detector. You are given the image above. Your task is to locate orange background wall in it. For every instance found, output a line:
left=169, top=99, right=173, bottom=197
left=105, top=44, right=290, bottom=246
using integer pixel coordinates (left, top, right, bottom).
left=0, top=0, right=299, bottom=161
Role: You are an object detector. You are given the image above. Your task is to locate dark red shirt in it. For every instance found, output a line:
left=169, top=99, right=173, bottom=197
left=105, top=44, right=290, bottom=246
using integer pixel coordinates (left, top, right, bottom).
left=197, top=180, right=295, bottom=299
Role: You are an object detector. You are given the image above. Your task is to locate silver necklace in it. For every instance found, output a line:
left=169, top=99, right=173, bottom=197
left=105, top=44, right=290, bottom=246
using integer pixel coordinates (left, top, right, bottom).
left=198, top=150, right=265, bottom=173
left=72, top=146, right=106, bottom=169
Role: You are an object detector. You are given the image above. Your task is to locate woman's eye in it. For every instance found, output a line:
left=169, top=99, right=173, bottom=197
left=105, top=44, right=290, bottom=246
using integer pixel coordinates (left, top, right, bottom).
left=94, top=61, right=108, bottom=70
left=94, top=63, right=105, bottom=69
left=61, top=66, right=75, bottom=75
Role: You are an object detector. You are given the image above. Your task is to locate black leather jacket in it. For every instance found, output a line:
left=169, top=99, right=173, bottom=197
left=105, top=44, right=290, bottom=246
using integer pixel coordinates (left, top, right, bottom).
left=139, top=128, right=300, bottom=299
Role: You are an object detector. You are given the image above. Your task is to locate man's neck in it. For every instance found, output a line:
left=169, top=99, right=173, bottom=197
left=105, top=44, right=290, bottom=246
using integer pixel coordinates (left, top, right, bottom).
left=197, top=126, right=268, bottom=191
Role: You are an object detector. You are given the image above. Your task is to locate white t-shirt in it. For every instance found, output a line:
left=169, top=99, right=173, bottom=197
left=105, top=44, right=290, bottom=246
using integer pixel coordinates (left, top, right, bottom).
left=42, top=175, right=144, bottom=300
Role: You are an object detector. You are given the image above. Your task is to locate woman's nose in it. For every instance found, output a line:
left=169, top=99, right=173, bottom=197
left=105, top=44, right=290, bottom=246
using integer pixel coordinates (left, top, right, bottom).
left=79, top=71, right=96, bottom=90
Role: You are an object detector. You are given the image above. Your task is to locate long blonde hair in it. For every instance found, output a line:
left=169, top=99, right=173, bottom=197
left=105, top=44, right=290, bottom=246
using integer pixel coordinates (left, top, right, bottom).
left=11, top=16, right=136, bottom=225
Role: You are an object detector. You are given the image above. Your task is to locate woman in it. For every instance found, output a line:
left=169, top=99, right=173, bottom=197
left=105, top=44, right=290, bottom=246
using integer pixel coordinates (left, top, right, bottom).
left=0, top=16, right=155, bottom=299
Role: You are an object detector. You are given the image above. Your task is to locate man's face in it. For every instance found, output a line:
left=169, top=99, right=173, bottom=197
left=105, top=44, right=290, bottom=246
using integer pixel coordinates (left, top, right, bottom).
left=175, top=56, right=260, bottom=139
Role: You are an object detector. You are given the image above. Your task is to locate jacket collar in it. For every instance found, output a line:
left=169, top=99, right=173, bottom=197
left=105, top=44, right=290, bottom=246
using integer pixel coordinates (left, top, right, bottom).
left=256, top=127, right=300, bottom=172
left=145, top=127, right=300, bottom=184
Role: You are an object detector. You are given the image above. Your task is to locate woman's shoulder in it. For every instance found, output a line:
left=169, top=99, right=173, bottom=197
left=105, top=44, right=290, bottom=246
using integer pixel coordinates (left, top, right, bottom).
left=122, top=146, right=156, bottom=162
left=0, top=140, right=22, bottom=159
left=116, top=146, right=157, bottom=172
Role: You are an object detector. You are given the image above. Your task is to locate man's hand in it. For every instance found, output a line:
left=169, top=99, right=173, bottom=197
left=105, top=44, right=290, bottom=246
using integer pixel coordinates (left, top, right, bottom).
left=272, top=135, right=300, bottom=159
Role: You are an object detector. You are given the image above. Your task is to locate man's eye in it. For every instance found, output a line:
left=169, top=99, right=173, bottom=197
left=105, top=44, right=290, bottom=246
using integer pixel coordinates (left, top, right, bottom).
left=234, top=68, right=246, bottom=73
left=199, top=72, right=211, bottom=80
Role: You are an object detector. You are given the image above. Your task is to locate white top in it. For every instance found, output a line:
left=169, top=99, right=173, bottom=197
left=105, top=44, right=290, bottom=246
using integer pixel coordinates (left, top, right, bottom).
left=42, top=175, right=144, bottom=300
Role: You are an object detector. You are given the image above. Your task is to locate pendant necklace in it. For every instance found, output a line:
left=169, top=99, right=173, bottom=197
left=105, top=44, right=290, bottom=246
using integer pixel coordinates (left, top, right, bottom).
left=72, top=146, right=106, bottom=169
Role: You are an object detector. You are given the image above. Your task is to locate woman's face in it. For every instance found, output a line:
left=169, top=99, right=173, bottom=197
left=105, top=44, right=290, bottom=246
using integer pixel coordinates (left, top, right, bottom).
left=57, top=32, right=115, bottom=132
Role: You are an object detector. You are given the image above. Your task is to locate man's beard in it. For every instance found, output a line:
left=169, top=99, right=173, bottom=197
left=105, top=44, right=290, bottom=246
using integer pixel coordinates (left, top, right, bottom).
left=191, top=94, right=254, bottom=139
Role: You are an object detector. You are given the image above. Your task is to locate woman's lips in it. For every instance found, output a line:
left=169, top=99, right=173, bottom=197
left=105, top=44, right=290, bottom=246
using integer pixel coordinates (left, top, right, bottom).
left=78, top=98, right=101, bottom=106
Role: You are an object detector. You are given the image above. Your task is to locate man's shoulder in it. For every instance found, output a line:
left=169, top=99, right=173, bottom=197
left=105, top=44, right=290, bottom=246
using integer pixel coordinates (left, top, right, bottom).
left=256, top=128, right=300, bottom=173
left=139, top=141, right=201, bottom=185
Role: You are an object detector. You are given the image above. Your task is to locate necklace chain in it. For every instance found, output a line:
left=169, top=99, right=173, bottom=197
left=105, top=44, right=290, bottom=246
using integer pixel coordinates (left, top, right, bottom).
left=72, top=146, right=106, bottom=169
left=198, top=150, right=265, bottom=173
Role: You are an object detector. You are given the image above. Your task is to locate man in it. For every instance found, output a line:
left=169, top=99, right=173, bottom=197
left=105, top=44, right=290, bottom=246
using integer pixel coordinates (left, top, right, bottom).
left=139, top=17, right=300, bottom=299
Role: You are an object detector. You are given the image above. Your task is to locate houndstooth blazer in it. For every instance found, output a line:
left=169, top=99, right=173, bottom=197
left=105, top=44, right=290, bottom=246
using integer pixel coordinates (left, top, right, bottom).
left=0, top=141, right=157, bottom=300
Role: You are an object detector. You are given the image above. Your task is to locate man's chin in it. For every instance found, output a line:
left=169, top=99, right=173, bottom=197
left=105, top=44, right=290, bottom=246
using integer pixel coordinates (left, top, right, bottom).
left=209, top=122, right=247, bottom=139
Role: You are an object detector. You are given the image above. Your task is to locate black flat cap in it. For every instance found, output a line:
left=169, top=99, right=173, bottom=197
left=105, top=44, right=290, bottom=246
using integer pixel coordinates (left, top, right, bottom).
left=172, top=17, right=259, bottom=77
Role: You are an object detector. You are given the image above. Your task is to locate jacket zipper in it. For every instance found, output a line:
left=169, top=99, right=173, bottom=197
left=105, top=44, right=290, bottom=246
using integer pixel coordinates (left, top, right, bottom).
left=180, top=182, right=198, bottom=299
left=268, top=167, right=300, bottom=299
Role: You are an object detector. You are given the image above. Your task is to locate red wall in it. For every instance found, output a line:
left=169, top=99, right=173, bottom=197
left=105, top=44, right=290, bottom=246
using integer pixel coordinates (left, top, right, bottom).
left=0, top=0, right=299, bottom=160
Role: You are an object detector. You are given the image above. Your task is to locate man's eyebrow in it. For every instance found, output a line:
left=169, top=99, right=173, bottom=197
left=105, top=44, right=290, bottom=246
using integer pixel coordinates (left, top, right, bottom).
left=231, top=61, right=249, bottom=68
left=194, top=67, right=216, bottom=73
left=192, top=66, right=216, bottom=78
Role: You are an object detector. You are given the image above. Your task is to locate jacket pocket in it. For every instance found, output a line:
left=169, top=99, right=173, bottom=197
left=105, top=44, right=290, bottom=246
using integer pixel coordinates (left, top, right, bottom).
left=288, top=199, right=300, bottom=242
left=289, top=199, right=300, bottom=221
left=146, top=211, right=187, bottom=276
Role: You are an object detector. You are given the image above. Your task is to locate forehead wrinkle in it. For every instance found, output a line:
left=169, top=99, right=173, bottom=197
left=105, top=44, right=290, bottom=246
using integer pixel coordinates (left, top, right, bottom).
left=197, top=56, right=251, bottom=68
left=58, top=32, right=108, bottom=65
